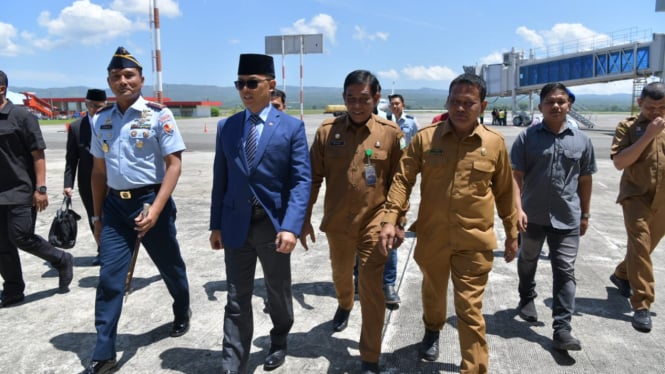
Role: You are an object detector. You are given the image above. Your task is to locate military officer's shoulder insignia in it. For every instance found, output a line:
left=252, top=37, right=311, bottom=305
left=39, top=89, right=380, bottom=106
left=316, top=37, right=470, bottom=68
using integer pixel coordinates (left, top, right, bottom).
left=146, top=101, right=166, bottom=111
left=405, top=114, right=414, bottom=119
left=97, top=105, right=113, bottom=115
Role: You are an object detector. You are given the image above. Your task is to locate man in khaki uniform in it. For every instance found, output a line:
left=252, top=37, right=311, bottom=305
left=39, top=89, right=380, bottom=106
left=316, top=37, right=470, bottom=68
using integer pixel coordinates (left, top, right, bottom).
left=609, top=82, right=665, bottom=333
left=300, top=70, right=405, bottom=374
left=380, top=73, right=517, bottom=373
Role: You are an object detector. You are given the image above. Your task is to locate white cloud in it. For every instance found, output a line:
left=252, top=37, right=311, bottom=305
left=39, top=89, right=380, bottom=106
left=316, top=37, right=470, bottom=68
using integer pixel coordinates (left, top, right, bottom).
left=570, top=80, right=635, bottom=95
left=375, top=32, right=389, bottom=41
left=516, top=26, right=544, bottom=49
left=478, top=52, right=503, bottom=65
left=37, top=0, right=143, bottom=48
left=516, top=23, right=610, bottom=55
left=402, top=65, right=457, bottom=81
left=281, top=14, right=337, bottom=44
left=353, top=26, right=389, bottom=42
left=110, top=0, right=182, bottom=17
left=378, top=69, right=399, bottom=81
left=0, top=22, right=22, bottom=56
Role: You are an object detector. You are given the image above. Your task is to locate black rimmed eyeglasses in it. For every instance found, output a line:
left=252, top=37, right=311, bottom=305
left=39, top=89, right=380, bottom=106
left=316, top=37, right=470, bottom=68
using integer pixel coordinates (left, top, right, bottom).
left=234, top=78, right=270, bottom=90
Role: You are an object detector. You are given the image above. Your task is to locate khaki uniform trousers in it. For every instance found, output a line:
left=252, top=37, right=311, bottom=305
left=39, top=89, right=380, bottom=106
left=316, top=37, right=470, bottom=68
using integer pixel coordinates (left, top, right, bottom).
left=615, top=197, right=665, bottom=310
left=415, top=243, right=494, bottom=374
left=326, top=222, right=387, bottom=363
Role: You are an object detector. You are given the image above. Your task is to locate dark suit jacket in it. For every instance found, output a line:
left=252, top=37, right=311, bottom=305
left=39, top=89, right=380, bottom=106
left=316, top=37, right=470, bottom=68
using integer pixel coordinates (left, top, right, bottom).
left=64, top=115, right=93, bottom=191
left=210, top=107, right=311, bottom=249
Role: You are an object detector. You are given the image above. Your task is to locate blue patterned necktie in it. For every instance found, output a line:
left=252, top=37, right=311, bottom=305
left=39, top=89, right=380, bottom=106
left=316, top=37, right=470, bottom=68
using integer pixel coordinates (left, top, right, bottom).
left=246, top=114, right=261, bottom=168
left=246, top=114, right=261, bottom=206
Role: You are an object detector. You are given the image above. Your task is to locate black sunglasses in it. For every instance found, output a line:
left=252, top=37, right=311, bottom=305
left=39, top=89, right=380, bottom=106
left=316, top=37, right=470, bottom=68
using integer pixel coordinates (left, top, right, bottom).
left=234, top=78, right=270, bottom=90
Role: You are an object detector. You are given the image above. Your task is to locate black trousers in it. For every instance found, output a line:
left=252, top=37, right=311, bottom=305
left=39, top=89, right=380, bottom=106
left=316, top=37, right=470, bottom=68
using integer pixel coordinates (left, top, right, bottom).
left=0, top=204, right=68, bottom=297
left=77, top=178, right=95, bottom=234
left=221, top=208, right=294, bottom=373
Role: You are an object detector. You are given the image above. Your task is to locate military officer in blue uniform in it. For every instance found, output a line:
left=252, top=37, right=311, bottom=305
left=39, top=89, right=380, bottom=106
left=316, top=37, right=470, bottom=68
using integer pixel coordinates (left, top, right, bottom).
left=83, top=47, right=191, bottom=374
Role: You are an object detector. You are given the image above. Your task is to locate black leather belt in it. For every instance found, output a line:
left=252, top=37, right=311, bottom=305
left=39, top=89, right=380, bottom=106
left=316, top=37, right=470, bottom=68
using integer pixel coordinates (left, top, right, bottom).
left=109, top=184, right=161, bottom=199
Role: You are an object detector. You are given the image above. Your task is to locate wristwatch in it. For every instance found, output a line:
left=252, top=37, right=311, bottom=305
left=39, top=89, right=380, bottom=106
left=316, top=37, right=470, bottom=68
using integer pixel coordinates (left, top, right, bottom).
left=581, top=213, right=591, bottom=219
left=36, top=185, right=47, bottom=194
left=91, top=216, right=101, bottom=225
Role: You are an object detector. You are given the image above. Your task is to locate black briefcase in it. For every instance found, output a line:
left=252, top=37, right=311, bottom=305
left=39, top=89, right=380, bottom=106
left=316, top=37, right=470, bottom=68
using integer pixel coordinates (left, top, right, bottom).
left=48, top=196, right=81, bottom=249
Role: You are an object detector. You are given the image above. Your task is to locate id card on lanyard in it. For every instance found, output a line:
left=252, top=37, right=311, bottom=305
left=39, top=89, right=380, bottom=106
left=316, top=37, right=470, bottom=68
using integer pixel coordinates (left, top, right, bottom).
left=364, top=149, right=376, bottom=186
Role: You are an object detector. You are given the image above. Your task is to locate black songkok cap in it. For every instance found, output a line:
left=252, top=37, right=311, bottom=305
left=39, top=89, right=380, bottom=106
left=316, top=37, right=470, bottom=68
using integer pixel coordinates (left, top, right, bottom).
left=86, top=89, right=107, bottom=101
left=107, top=46, right=142, bottom=70
left=237, top=54, right=275, bottom=76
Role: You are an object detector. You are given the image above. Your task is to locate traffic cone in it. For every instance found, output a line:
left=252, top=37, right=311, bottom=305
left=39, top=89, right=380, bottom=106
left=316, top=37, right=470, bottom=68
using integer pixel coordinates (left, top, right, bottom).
left=204, top=122, right=208, bottom=133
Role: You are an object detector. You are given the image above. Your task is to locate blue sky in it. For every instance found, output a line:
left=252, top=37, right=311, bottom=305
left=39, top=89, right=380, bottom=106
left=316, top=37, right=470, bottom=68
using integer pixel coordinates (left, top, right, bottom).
left=1, top=0, right=664, bottom=95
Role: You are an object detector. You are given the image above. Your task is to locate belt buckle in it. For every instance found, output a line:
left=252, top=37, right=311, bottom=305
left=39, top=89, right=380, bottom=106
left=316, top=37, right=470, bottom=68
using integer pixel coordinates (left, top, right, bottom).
left=119, top=191, right=132, bottom=199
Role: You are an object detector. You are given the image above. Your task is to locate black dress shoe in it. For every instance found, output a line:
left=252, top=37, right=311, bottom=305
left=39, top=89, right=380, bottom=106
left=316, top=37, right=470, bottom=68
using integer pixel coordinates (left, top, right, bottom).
left=170, top=308, right=192, bottom=337
left=632, top=309, right=652, bottom=333
left=56, top=252, right=74, bottom=293
left=517, top=299, right=538, bottom=322
left=420, top=329, right=440, bottom=361
left=610, top=274, right=632, bottom=298
left=332, top=307, right=351, bottom=332
left=360, top=360, right=380, bottom=374
left=264, top=346, right=287, bottom=370
left=384, top=284, right=401, bottom=305
left=552, top=329, right=582, bottom=351
left=82, top=359, right=117, bottom=374
left=0, top=294, right=25, bottom=308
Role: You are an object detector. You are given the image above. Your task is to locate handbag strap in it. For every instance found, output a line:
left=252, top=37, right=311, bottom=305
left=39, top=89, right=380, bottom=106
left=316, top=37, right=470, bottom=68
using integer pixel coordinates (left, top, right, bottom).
left=61, top=196, right=72, bottom=211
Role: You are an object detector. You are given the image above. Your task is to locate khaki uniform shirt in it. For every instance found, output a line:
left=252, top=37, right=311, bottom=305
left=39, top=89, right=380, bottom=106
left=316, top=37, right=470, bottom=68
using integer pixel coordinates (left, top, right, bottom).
left=611, top=114, right=665, bottom=207
left=383, top=120, right=518, bottom=250
left=308, top=114, right=404, bottom=234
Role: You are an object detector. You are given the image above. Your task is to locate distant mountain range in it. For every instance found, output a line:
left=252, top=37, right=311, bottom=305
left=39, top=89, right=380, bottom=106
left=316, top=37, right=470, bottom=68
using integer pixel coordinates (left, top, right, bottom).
left=12, top=84, right=635, bottom=112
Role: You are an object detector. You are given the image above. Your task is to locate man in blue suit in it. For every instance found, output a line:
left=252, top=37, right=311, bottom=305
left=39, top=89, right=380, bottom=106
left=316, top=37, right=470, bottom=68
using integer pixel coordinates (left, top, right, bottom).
left=209, top=53, right=311, bottom=374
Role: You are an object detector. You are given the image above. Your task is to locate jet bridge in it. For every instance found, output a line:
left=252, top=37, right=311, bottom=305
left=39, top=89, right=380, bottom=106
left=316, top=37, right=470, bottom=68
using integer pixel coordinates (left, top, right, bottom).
left=475, top=32, right=665, bottom=125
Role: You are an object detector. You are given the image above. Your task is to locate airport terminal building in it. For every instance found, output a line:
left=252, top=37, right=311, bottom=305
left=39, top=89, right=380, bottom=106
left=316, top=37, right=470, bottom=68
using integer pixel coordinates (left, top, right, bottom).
left=7, top=90, right=221, bottom=119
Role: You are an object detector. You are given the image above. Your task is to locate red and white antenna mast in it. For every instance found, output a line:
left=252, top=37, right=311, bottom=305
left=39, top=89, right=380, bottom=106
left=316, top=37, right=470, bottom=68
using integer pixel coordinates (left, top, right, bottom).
left=150, top=0, right=163, bottom=103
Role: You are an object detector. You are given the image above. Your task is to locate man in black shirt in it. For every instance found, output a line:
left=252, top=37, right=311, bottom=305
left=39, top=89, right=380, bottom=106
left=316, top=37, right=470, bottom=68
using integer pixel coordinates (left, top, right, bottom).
left=0, top=70, right=74, bottom=308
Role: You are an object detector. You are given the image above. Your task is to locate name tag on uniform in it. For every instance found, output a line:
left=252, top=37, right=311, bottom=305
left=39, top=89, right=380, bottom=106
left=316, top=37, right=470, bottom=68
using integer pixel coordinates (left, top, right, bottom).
left=101, top=118, right=112, bottom=130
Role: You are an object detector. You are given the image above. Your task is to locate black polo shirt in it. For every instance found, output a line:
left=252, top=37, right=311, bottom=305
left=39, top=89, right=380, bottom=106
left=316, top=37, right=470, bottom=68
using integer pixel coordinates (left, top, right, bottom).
left=0, top=100, right=46, bottom=205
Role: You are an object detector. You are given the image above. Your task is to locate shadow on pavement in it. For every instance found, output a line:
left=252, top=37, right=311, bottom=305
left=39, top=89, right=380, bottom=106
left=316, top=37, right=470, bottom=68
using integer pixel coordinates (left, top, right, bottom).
left=50, top=323, right=172, bottom=373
